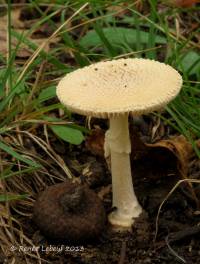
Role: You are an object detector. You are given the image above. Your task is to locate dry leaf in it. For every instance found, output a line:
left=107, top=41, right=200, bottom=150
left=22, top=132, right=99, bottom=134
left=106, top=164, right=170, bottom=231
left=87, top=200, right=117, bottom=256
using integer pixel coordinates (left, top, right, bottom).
left=0, top=9, right=25, bottom=55
left=85, top=128, right=105, bottom=157
left=175, top=0, right=199, bottom=7
left=165, top=0, right=199, bottom=7
left=0, top=8, right=59, bottom=57
left=85, top=127, right=194, bottom=180
left=146, top=135, right=194, bottom=178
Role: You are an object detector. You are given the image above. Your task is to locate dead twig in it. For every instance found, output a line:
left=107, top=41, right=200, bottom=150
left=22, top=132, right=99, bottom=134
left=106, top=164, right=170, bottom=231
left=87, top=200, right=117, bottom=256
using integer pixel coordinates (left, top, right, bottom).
left=168, top=225, right=200, bottom=243
left=118, top=241, right=126, bottom=264
left=165, top=235, right=186, bottom=264
left=155, top=179, right=200, bottom=241
left=165, top=225, right=200, bottom=264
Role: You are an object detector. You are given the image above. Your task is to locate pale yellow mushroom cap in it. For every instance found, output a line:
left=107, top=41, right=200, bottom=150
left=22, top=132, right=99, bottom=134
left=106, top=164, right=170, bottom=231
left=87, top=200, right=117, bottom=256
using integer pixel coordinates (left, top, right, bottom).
left=57, top=58, right=182, bottom=118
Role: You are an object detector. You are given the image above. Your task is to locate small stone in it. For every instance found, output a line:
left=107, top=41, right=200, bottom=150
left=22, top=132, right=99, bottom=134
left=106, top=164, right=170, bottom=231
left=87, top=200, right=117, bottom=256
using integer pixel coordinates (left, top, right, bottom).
left=143, top=257, right=151, bottom=263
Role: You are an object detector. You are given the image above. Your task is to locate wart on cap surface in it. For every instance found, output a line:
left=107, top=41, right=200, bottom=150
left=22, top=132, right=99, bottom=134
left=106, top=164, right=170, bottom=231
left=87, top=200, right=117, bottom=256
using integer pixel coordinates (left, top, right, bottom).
left=57, top=58, right=182, bottom=229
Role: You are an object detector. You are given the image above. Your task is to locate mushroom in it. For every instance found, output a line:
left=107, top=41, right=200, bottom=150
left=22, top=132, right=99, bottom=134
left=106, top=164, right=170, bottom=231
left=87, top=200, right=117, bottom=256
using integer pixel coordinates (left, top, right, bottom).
left=56, top=58, right=182, bottom=228
left=33, top=181, right=106, bottom=243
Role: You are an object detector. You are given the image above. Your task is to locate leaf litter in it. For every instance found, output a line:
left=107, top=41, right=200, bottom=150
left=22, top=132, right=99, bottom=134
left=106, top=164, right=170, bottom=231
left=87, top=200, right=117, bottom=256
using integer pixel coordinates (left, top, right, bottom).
left=0, top=8, right=60, bottom=57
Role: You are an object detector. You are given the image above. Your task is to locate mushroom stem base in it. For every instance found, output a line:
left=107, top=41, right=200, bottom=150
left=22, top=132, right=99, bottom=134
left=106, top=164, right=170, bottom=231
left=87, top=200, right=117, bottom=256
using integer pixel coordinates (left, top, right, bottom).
left=108, top=151, right=142, bottom=228
left=108, top=206, right=142, bottom=230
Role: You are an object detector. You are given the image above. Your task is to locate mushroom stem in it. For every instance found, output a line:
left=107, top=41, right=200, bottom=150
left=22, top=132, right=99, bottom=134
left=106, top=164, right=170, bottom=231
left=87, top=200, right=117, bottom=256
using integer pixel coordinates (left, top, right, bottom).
left=105, top=114, right=142, bottom=228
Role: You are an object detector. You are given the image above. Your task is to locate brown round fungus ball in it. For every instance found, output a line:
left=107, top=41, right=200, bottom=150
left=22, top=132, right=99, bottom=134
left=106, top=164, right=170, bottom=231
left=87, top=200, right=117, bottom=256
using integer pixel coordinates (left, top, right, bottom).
left=33, top=181, right=106, bottom=244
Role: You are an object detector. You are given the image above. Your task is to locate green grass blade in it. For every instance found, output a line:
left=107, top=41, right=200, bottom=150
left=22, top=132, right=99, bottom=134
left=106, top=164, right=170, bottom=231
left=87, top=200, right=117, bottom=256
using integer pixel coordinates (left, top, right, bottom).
left=0, top=194, right=28, bottom=202
left=0, top=167, right=39, bottom=180
left=0, top=141, right=40, bottom=167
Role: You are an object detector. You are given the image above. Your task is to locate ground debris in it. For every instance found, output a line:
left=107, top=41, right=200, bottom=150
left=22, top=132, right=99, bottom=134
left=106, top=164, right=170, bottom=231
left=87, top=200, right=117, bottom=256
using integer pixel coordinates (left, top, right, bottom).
left=168, top=225, right=200, bottom=243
